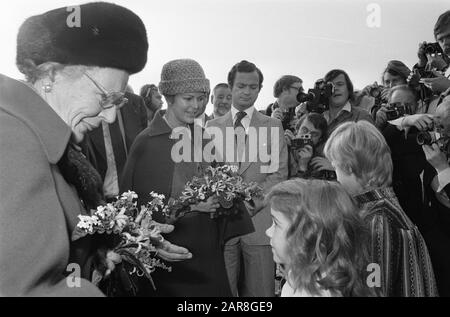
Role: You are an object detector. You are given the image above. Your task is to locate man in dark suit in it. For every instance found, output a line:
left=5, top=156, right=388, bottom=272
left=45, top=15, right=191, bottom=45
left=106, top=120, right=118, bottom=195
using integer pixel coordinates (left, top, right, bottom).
left=83, top=91, right=147, bottom=200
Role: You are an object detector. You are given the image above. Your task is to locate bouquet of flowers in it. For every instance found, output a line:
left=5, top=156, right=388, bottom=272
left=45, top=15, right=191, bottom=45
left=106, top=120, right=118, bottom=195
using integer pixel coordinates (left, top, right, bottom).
left=72, top=191, right=171, bottom=296
left=164, top=165, right=263, bottom=222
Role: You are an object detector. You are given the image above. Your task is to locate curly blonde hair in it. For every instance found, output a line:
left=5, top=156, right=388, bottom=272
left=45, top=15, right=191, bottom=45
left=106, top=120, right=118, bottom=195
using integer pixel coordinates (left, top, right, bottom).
left=266, top=179, right=377, bottom=297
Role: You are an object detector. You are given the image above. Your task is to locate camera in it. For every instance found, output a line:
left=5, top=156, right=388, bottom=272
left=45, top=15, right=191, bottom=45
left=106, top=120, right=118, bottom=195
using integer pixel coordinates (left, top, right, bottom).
left=423, top=42, right=444, bottom=56
left=385, top=103, right=408, bottom=121
left=297, top=79, right=334, bottom=114
left=310, top=170, right=337, bottom=181
left=417, top=129, right=450, bottom=156
left=291, top=134, right=313, bottom=150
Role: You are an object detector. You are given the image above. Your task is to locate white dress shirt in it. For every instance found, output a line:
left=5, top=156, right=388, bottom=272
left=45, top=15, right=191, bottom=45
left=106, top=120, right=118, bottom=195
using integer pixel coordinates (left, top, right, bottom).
left=231, top=106, right=255, bottom=133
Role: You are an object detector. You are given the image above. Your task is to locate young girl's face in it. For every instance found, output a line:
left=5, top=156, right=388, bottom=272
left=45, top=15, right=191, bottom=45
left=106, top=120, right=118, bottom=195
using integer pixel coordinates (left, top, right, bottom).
left=297, top=119, right=322, bottom=146
left=266, top=207, right=291, bottom=265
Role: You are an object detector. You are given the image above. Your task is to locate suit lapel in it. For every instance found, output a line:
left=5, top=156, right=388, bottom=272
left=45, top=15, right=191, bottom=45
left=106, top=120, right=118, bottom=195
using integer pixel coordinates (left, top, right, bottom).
left=239, top=110, right=264, bottom=175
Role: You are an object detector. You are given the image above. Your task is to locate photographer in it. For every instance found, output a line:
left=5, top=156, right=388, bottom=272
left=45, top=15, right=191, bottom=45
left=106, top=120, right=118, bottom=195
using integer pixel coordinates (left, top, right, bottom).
left=285, top=113, right=329, bottom=179
left=409, top=11, right=450, bottom=114
left=269, top=75, right=303, bottom=131
left=421, top=97, right=450, bottom=296
left=307, top=69, right=374, bottom=174
left=381, top=85, right=431, bottom=230
left=416, top=11, right=450, bottom=94
left=360, top=60, right=412, bottom=125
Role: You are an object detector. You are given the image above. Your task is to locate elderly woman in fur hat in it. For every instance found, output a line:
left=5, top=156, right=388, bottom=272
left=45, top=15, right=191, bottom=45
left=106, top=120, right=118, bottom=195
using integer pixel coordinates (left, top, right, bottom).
left=121, top=59, right=254, bottom=297
left=0, top=2, right=191, bottom=297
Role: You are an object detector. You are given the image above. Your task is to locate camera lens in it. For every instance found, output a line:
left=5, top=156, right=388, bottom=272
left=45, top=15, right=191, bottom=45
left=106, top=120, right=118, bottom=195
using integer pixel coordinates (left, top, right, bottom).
left=417, top=132, right=432, bottom=146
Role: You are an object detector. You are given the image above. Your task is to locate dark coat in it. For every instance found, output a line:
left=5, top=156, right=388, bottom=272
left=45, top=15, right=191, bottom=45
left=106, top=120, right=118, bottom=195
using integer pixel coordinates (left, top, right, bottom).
left=0, top=74, right=103, bottom=296
left=120, top=111, right=254, bottom=297
left=422, top=162, right=450, bottom=296
left=84, top=92, right=147, bottom=185
left=382, top=124, right=428, bottom=230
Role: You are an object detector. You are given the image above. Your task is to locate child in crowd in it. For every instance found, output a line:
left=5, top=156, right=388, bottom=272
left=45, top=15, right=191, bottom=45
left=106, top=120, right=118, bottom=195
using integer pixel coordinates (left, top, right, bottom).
left=265, top=179, right=377, bottom=297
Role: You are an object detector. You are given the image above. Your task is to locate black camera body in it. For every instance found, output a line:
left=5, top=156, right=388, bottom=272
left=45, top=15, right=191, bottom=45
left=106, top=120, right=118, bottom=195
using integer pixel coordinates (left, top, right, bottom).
left=385, top=104, right=408, bottom=121
left=297, top=79, right=334, bottom=114
left=310, top=170, right=337, bottom=181
left=417, top=129, right=450, bottom=156
left=417, top=130, right=434, bottom=146
left=291, top=134, right=313, bottom=150
left=424, top=42, right=444, bottom=56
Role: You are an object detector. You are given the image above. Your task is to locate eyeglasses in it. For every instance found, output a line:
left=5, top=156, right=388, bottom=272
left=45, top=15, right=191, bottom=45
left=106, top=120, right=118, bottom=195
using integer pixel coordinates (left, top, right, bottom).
left=84, top=72, right=128, bottom=110
left=290, top=86, right=303, bottom=93
left=388, top=102, right=414, bottom=113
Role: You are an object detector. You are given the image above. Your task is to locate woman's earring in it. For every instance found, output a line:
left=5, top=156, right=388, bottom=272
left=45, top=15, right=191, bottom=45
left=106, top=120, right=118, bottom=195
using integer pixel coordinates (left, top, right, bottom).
left=43, top=83, right=53, bottom=93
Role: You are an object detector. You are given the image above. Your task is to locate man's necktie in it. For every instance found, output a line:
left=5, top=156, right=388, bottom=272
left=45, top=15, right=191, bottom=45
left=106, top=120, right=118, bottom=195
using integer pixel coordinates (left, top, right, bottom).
left=234, top=111, right=247, bottom=166
left=234, top=111, right=247, bottom=129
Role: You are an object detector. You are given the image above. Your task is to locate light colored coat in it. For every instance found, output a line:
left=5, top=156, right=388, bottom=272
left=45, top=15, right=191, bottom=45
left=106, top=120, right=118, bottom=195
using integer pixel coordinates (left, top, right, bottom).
left=0, top=74, right=103, bottom=296
left=206, top=110, right=288, bottom=245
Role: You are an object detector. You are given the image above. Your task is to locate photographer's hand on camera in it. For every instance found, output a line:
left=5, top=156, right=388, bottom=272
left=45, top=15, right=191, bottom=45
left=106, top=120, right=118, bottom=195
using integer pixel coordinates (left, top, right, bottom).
left=402, top=114, right=434, bottom=131
left=381, top=87, right=391, bottom=101
left=417, top=41, right=429, bottom=68
left=420, top=72, right=450, bottom=94
left=423, top=143, right=450, bottom=173
left=295, top=145, right=314, bottom=172
left=361, top=82, right=378, bottom=97
left=284, top=129, right=295, bottom=147
left=310, top=156, right=334, bottom=172
left=375, top=105, right=389, bottom=129
left=272, top=108, right=285, bottom=122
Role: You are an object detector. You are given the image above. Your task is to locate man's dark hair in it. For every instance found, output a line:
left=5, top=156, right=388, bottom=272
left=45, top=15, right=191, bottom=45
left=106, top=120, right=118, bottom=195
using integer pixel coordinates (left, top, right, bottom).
left=213, top=83, right=230, bottom=94
left=273, top=75, right=302, bottom=98
left=324, top=69, right=355, bottom=102
left=228, top=60, right=264, bottom=90
left=434, top=10, right=450, bottom=39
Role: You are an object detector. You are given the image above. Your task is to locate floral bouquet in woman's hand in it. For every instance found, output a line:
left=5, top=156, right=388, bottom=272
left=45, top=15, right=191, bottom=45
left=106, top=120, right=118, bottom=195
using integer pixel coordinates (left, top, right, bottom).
left=164, top=165, right=263, bottom=222
left=72, top=191, right=172, bottom=296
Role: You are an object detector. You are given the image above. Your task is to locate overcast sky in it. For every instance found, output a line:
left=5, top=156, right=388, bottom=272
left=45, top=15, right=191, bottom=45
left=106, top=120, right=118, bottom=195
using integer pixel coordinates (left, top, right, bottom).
left=0, top=0, right=447, bottom=113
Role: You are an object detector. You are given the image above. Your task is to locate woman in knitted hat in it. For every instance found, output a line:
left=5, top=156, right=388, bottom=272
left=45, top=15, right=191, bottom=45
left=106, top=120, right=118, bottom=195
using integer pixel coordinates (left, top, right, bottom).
left=121, top=59, right=254, bottom=297
left=0, top=2, right=191, bottom=296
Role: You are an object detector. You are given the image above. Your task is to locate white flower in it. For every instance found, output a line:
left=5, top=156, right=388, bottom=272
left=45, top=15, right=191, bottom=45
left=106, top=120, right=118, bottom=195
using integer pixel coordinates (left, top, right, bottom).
left=121, top=191, right=138, bottom=201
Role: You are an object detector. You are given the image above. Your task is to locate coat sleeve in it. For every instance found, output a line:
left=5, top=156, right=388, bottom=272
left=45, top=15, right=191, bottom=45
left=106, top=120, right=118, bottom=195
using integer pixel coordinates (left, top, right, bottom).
left=0, top=115, right=103, bottom=297
left=249, top=119, right=289, bottom=217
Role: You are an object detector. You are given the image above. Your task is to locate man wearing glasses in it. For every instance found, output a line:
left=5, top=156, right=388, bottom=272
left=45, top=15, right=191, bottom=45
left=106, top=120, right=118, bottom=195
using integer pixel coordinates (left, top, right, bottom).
left=82, top=73, right=147, bottom=202
left=381, top=84, right=433, bottom=232
left=268, top=75, right=303, bottom=132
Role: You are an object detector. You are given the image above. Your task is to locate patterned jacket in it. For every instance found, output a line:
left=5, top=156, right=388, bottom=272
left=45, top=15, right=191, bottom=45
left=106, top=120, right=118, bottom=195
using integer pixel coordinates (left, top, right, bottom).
left=354, top=187, right=438, bottom=297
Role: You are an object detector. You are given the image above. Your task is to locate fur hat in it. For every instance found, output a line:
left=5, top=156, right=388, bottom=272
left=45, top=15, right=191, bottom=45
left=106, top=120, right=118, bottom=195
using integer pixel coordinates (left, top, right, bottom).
left=16, top=2, right=148, bottom=75
left=435, top=10, right=450, bottom=39
left=159, top=59, right=210, bottom=96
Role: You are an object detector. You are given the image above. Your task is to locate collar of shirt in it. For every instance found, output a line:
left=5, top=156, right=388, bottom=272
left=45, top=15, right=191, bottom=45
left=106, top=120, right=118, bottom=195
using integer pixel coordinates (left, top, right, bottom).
left=323, top=101, right=351, bottom=123
left=231, top=106, right=255, bottom=131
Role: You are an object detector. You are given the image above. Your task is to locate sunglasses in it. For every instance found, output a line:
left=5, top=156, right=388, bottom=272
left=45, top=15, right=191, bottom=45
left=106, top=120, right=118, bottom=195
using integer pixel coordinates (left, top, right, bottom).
left=84, top=72, right=128, bottom=110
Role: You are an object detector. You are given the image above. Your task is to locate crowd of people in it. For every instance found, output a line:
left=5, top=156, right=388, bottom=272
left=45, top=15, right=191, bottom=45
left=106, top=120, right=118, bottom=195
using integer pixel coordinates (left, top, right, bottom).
left=1, top=2, right=450, bottom=297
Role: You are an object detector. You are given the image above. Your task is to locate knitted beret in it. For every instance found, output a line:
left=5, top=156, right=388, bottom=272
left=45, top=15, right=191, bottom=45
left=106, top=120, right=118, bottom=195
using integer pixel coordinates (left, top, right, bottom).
left=159, top=59, right=210, bottom=96
left=16, top=2, right=148, bottom=75
left=435, top=10, right=450, bottom=38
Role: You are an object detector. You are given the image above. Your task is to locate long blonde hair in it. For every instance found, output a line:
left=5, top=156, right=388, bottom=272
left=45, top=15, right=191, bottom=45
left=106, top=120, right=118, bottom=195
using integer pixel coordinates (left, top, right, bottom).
left=266, top=179, right=377, bottom=297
